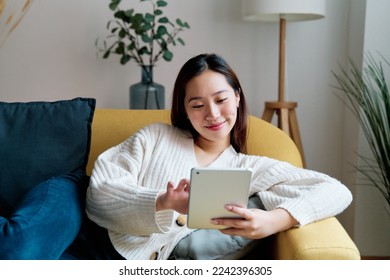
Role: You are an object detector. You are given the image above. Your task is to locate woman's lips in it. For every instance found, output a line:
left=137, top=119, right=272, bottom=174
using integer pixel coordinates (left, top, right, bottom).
left=205, top=121, right=226, bottom=131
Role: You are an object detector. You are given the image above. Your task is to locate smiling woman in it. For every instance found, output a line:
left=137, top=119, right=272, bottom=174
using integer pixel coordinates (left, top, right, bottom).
left=0, top=0, right=33, bottom=47
left=79, top=53, right=354, bottom=260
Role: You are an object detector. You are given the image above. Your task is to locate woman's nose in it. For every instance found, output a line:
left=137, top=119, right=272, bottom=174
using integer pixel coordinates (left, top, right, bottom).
left=205, top=104, right=220, bottom=120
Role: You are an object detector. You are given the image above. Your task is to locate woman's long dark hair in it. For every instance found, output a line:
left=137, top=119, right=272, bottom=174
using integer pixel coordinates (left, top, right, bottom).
left=170, top=53, right=248, bottom=153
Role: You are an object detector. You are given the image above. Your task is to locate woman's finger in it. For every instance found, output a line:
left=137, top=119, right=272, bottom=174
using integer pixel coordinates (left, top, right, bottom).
left=224, top=204, right=253, bottom=220
left=166, top=181, right=174, bottom=192
left=177, top=178, right=190, bottom=191
left=211, top=217, right=248, bottom=231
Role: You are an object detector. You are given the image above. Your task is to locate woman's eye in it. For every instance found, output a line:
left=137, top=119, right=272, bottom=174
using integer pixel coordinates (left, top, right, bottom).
left=217, top=98, right=228, bottom=103
left=192, top=104, right=204, bottom=109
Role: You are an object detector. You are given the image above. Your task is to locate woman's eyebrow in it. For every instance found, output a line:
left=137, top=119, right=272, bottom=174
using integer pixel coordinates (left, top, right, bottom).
left=187, top=90, right=228, bottom=103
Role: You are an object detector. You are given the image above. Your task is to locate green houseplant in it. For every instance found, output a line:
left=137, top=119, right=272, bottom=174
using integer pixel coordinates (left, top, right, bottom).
left=332, top=53, right=390, bottom=213
left=96, top=0, right=190, bottom=109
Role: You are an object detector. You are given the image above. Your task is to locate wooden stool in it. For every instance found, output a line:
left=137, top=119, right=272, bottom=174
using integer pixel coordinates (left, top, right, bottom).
left=262, top=101, right=306, bottom=168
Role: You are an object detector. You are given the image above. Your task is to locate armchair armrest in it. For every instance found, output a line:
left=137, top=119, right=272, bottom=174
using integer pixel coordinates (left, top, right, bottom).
left=274, top=217, right=360, bottom=260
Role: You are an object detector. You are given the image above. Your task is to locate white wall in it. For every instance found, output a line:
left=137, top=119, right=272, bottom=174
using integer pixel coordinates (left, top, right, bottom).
left=0, top=0, right=349, bottom=175
left=0, top=0, right=388, bottom=257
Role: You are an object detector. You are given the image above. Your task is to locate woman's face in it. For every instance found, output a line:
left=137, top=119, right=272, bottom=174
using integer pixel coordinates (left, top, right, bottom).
left=184, top=69, right=240, bottom=146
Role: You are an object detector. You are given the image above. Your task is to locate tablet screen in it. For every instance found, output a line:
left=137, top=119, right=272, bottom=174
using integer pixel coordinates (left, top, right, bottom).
left=187, top=167, right=252, bottom=229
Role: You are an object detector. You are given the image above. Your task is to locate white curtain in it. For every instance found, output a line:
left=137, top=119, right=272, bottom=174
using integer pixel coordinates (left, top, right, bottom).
left=0, top=0, right=33, bottom=47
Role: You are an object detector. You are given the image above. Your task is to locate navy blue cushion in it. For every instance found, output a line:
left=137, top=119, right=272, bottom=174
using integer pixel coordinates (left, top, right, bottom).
left=0, top=98, right=96, bottom=217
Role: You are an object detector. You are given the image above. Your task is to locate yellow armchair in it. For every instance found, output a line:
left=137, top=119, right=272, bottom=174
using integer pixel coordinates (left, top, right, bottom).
left=86, top=109, right=360, bottom=260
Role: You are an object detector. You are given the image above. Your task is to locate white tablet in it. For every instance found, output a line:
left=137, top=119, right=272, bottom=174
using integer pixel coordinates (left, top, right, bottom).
left=187, top=167, right=252, bottom=229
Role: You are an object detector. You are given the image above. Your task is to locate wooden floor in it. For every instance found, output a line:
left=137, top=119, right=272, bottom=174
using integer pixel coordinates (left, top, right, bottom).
left=361, top=256, right=390, bottom=260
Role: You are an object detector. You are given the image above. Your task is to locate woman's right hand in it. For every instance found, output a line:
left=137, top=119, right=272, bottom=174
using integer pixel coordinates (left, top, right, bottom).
left=156, top=178, right=190, bottom=214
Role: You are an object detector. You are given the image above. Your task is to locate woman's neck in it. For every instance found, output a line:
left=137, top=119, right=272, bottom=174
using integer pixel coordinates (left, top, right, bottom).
left=195, top=136, right=230, bottom=153
left=194, top=137, right=230, bottom=167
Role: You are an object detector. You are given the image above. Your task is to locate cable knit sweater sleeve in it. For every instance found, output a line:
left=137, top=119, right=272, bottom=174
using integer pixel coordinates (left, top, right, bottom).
left=86, top=124, right=176, bottom=236
left=239, top=155, right=353, bottom=226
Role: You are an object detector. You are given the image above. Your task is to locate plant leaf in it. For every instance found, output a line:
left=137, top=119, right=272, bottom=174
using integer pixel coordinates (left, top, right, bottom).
left=157, top=0, right=167, bottom=7
left=176, top=19, right=190, bottom=29
left=154, top=9, right=163, bottom=16
left=124, top=9, right=134, bottom=18
left=176, top=18, right=183, bottom=27
left=109, top=0, right=121, bottom=11
left=163, top=49, right=173, bottom=61
left=103, top=50, right=111, bottom=59
left=119, top=28, right=126, bottom=38
left=156, top=25, right=167, bottom=37
left=144, top=13, right=154, bottom=23
left=177, top=37, right=185, bottom=46
left=115, top=42, right=125, bottom=54
left=120, top=54, right=131, bottom=65
left=142, top=34, right=152, bottom=43
left=138, top=46, right=149, bottom=55
left=158, top=17, right=169, bottom=23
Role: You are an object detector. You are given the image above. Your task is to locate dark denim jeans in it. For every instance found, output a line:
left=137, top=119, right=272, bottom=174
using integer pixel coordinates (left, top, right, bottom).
left=60, top=216, right=125, bottom=260
left=0, top=172, right=87, bottom=260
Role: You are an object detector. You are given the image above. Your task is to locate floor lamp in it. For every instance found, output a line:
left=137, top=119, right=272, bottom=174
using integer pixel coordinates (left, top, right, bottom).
left=241, top=0, right=325, bottom=168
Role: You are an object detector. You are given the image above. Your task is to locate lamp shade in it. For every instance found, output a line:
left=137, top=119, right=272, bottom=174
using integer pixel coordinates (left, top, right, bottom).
left=241, top=0, right=325, bottom=22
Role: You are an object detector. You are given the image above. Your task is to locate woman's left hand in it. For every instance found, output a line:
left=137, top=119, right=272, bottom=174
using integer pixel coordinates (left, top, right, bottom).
left=211, top=205, right=298, bottom=239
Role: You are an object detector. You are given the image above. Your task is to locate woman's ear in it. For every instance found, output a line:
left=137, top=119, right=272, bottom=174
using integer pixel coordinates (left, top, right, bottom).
left=235, top=91, right=240, bottom=108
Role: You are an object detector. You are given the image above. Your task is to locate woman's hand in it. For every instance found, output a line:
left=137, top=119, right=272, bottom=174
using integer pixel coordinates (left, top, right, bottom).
left=211, top=205, right=298, bottom=239
left=156, top=179, right=190, bottom=214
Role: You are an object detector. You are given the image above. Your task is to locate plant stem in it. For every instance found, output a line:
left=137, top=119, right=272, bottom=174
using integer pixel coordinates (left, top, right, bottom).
left=150, top=1, right=156, bottom=66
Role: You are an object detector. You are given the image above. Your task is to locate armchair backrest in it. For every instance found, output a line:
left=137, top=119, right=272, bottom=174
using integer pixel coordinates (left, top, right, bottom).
left=86, top=109, right=303, bottom=175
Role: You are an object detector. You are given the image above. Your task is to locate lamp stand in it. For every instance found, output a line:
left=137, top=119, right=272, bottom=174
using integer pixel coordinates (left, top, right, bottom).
left=261, top=17, right=306, bottom=167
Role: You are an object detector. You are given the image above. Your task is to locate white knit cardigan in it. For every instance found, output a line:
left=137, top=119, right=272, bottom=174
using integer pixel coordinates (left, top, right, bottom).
left=86, top=123, right=352, bottom=260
